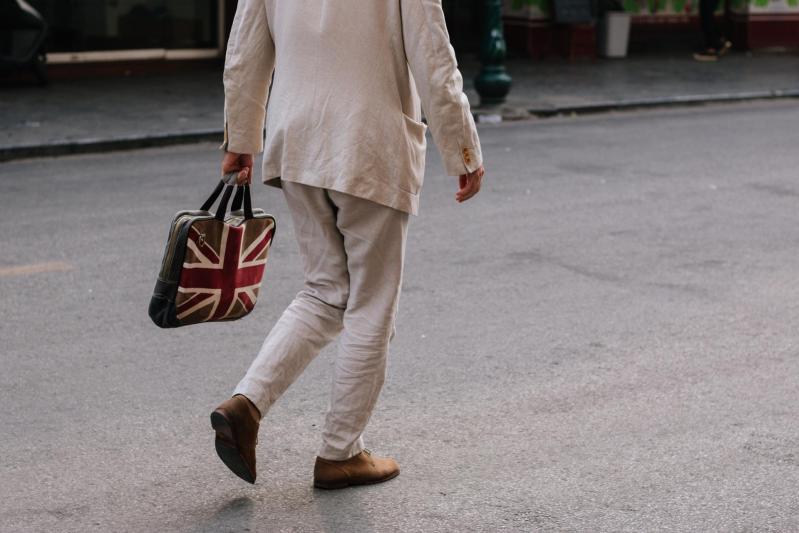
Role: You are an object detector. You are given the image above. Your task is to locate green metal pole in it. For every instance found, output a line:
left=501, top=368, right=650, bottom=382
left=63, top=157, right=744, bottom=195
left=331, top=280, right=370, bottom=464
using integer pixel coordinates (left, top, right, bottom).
left=475, top=0, right=512, bottom=106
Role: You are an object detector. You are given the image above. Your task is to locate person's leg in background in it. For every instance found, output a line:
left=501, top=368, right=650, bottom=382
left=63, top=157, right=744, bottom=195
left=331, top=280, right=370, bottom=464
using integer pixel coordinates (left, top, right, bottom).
left=313, top=188, right=409, bottom=489
left=212, top=181, right=350, bottom=484
left=695, top=0, right=731, bottom=61
left=700, top=0, right=721, bottom=49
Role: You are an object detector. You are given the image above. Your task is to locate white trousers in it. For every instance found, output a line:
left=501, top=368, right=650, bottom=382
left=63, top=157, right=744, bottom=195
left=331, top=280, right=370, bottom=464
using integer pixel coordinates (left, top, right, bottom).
left=234, top=181, right=409, bottom=460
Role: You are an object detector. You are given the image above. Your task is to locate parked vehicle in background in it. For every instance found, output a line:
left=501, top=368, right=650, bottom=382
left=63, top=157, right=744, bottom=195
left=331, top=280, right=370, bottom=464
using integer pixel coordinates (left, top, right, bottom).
left=0, top=0, right=48, bottom=84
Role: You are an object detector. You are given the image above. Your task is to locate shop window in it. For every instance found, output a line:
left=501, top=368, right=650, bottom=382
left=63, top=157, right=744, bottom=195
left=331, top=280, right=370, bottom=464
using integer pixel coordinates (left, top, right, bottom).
left=27, top=0, right=219, bottom=52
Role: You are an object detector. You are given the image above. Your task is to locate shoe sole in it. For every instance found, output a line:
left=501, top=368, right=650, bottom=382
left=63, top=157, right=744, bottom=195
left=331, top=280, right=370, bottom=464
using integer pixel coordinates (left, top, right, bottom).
left=693, top=53, right=718, bottom=62
left=210, top=410, right=256, bottom=484
left=313, top=469, right=400, bottom=490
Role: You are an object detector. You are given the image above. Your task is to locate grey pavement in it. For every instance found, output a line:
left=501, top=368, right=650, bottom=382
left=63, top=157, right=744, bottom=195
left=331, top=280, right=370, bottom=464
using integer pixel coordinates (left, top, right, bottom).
left=2, top=51, right=799, bottom=159
left=474, top=52, right=799, bottom=114
left=2, top=100, right=799, bottom=531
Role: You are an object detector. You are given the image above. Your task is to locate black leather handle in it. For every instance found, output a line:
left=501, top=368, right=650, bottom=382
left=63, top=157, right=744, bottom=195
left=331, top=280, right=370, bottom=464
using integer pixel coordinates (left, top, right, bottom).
left=214, top=185, right=235, bottom=221
left=202, top=176, right=254, bottom=221
left=242, top=185, right=254, bottom=220
left=231, top=186, right=244, bottom=212
left=200, top=180, right=225, bottom=211
left=231, top=185, right=254, bottom=220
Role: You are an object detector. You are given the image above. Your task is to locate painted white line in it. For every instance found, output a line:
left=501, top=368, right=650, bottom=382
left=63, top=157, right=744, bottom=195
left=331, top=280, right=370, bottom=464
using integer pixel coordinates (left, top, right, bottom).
left=0, top=261, right=73, bottom=277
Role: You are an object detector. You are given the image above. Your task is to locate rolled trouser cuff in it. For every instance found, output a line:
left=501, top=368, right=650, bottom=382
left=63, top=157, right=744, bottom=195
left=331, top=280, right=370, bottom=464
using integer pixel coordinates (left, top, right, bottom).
left=232, top=379, right=271, bottom=420
left=317, top=435, right=365, bottom=461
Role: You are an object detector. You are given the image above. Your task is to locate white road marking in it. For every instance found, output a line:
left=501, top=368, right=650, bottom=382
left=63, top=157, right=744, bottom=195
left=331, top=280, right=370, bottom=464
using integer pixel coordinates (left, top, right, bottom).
left=0, top=261, right=73, bottom=277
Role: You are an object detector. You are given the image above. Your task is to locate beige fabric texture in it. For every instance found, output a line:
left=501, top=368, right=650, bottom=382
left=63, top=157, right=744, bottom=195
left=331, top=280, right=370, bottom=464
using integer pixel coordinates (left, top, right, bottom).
left=234, top=182, right=409, bottom=461
left=221, top=0, right=483, bottom=215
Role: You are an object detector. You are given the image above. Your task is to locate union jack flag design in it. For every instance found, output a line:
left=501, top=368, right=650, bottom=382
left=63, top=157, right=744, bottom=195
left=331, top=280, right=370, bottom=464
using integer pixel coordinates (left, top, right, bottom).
left=175, top=217, right=275, bottom=324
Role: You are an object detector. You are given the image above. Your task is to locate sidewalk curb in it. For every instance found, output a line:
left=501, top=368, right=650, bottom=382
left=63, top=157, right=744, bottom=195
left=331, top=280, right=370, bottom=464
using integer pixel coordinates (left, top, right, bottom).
left=473, top=88, right=799, bottom=121
left=0, top=129, right=222, bottom=163
left=2, top=89, right=798, bottom=162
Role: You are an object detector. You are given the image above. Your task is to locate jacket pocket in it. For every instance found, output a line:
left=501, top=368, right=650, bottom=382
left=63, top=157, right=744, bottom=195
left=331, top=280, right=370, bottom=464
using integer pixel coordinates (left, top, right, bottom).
left=402, top=113, right=427, bottom=142
left=402, top=114, right=427, bottom=194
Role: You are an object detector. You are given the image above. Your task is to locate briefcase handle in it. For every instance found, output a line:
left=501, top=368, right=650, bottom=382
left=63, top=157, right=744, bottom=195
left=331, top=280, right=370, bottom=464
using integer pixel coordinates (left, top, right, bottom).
left=200, top=173, right=254, bottom=221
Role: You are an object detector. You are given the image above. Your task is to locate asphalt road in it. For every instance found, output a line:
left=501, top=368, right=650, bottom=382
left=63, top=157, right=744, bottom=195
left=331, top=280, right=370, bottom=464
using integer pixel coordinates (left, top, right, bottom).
left=1, top=101, right=798, bottom=532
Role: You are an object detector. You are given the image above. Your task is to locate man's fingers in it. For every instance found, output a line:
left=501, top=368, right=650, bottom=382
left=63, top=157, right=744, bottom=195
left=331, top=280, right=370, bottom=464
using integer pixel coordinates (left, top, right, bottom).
left=221, top=152, right=254, bottom=184
left=460, top=185, right=477, bottom=202
left=466, top=174, right=482, bottom=199
left=456, top=174, right=481, bottom=202
left=457, top=165, right=485, bottom=201
left=222, top=167, right=251, bottom=185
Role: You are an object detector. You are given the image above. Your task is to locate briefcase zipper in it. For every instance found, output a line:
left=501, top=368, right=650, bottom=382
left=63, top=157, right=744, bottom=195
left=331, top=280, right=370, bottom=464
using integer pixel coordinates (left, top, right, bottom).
left=166, top=214, right=216, bottom=283
left=158, top=215, right=187, bottom=280
left=158, top=212, right=210, bottom=281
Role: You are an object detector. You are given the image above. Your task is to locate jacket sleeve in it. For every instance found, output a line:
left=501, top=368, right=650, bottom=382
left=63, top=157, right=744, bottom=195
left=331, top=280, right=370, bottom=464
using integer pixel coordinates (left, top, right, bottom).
left=220, top=0, right=274, bottom=155
left=401, top=0, right=483, bottom=176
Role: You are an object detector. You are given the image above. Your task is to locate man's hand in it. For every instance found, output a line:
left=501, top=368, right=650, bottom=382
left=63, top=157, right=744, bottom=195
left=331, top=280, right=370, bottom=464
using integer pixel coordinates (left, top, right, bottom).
left=456, top=165, right=484, bottom=203
left=221, top=151, right=254, bottom=185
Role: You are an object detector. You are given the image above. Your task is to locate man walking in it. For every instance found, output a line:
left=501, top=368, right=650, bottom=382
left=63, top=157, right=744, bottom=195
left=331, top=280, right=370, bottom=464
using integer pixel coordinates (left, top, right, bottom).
left=210, top=0, right=485, bottom=489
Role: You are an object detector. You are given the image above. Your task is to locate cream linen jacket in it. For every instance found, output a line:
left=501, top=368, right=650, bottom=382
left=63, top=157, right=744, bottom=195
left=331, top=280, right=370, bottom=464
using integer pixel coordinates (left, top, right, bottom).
left=221, top=0, right=482, bottom=215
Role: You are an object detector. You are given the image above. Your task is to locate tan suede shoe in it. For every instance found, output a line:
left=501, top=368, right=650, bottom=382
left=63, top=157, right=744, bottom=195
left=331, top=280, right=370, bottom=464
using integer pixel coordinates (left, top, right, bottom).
left=313, top=450, right=400, bottom=490
left=210, top=395, right=260, bottom=484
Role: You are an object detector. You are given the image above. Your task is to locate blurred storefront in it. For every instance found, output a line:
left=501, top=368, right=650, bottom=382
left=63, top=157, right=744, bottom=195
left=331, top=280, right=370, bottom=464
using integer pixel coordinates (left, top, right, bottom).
left=728, top=0, right=799, bottom=48
left=501, top=0, right=799, bottom=57
left=26, top=0, right=230, bottom=78
left=29, top=0, right=482, bottom=79
left=12, top=0, right=798, bottom=80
